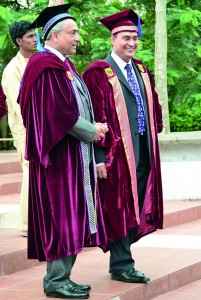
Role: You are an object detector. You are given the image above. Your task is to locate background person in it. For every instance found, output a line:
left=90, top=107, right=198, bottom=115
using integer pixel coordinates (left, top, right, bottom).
left=1, top=20, right=37, bottom=237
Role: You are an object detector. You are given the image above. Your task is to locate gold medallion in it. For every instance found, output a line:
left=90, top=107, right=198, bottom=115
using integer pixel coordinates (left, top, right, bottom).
left=66, top=71, right=74, bottom=81
left=104, top=67, right=114, bottom=77
left=137, top=64, right=145, bottom=73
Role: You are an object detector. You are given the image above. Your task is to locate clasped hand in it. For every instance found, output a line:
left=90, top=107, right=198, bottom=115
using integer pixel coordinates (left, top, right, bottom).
left=93, top=122, right=108, bottom=141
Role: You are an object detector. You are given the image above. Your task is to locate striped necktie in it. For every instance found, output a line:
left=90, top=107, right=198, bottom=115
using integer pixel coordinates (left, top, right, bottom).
left=125, top=63, right=146, bottom=135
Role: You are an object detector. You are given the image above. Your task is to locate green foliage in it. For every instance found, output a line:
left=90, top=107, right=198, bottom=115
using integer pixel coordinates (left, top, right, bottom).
left=0, top=0, right=201, bottom=133
left=166, top=1, right=201, bottom=131
left=0, top=6, right=15, bottom=72
left=167, top=3, right=201, bottom=107
left=135, top=47, right=154, bottom=71
left=167, top=69, right=180, bottom=86
left=72, top=1, right=124, bottom=72
left=169, top=102, right=201, bottom=132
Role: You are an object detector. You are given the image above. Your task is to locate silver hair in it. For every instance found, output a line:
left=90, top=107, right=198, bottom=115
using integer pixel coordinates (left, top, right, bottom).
left=45, top=21, right=65, bottom=40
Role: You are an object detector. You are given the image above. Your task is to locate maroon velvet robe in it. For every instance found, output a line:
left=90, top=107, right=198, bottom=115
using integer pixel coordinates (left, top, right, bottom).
left=82, top=58, right=163, bottom=247
left=18, top=52, right=107, bottom=261
left=0, top=85, right=8, bottom=121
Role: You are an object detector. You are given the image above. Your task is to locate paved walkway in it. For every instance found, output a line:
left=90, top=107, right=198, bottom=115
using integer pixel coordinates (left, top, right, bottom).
left=1, top=151, right=201, bottom=299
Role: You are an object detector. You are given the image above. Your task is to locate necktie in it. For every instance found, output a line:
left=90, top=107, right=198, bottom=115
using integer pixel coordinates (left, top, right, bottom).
left=125, top=64, right=146, bottom=135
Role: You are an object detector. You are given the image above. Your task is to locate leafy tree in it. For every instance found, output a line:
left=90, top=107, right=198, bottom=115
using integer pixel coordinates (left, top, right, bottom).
left=167, top=2, right=201, bottom=107
left=166, top=0, right=201, bottom=131
left=0, top=1, right=43, bottom=74
left=169, top=103, right=201, bottom=131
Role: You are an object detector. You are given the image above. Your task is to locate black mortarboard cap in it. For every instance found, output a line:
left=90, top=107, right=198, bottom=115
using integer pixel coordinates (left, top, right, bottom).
left=30, top=3, right=75, bottom=40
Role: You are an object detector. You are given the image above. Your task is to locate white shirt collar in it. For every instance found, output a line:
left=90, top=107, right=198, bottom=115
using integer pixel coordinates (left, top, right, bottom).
left=111, top=51, right=132, bottom=72
left=44, top=45, right=66, bottom=62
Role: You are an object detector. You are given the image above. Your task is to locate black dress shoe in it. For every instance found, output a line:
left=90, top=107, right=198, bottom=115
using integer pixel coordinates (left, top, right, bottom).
left=46, top=282, right=89, bottom=298
left=44, top=279, right=91, bottom=293
left=70, top=279, right=91, bottom=291
left=111, top=268, right=150, bottom=283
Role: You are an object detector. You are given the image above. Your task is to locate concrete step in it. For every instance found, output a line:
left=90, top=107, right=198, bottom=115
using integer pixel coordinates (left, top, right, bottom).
left=0, top=152, right=18, bottom=160
left=0, top=218, right=201, bottom=299
left=0, top=173, right=22, bottom=196
left=0, top=193, right=20, bottom=206
left=1, top=151, right=201, bottom=299
left=152, top=278, right=201, bottom=300
left=0, top=201, right=201, bottom=274
left=0, top=152, right=22, bottom=228
left=0, top=151, right=22, bottom=197
left=164, top=200, right=201, bottom=228
left=1, top=195, right=201, bottom=229
left=0, top=194, right=20, bottom=228
left=0, top=152, right=21, bottom=175
left=0, top=228, right=40, bottom=276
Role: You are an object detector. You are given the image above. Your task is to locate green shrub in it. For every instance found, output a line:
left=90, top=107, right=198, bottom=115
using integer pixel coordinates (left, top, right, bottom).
left=170, top=103, right=201, bottom=132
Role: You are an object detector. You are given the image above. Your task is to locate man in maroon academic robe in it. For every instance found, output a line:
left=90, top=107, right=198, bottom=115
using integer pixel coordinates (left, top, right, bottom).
left=18, top=4, right=108, bottom=299
left=83, top=9, right=163, bottom=283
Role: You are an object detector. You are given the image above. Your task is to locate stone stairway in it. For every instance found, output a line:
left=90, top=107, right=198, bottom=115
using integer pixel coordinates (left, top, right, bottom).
left=0, top=152, right=21, bottom=229
left=152, top=279, right=201, bottom=300
left=0, top=151, right=201, bottom=300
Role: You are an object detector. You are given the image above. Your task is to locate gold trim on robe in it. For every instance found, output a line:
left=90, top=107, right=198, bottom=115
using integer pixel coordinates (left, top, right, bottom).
left=104, top=68, right=140, bottom=224
left=136, top=65, right=156, bottom=159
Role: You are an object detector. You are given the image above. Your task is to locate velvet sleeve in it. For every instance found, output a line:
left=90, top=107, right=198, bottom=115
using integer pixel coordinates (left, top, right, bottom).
left=68, top=116, right=96, bottom=143
left=0, top=85, right=8, bottom=121
left=83, top=68, right=121, bottom=148
left=25, top=68, right=79, bottom=167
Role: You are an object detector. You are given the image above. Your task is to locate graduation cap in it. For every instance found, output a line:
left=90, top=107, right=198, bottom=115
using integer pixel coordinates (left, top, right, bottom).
left=30, top=3, right=75, bottom=40
left=99, top=9, right=144, bottom=37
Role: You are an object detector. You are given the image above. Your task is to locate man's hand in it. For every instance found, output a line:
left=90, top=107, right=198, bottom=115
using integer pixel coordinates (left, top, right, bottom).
left=97, top=164, right=107, bottom=179
left=93, top=123, right=108, bottom=141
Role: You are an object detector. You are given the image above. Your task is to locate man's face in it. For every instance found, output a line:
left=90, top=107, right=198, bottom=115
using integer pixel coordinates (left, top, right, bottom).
left=55, top=19, right=80, bottom=56
left=17, top=30, right=37, bottom=52
left=111, top=31, right=139, bottom=62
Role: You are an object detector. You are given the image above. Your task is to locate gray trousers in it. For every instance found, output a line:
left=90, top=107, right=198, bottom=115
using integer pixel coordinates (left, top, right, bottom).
left=44, top=254, right=77, bottom=292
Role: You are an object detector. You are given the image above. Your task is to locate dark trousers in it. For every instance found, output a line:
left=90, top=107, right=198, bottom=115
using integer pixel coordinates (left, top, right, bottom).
left=109, top=228, right=137, bottom=274
left=137, top=132, right=150, bottom=212
left=44, top=254, right=77, bottom=292
left=109, top=133, right=150, bottom=275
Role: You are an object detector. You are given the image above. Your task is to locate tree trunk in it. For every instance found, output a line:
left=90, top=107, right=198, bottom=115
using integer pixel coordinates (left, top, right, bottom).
left=155, top=0, right=170, bottom=133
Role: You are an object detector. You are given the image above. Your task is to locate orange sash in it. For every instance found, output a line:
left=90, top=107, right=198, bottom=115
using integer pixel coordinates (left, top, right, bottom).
left=136, top=64, right=156, bottom=160
left=104, top=67, right=140, bottom=224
